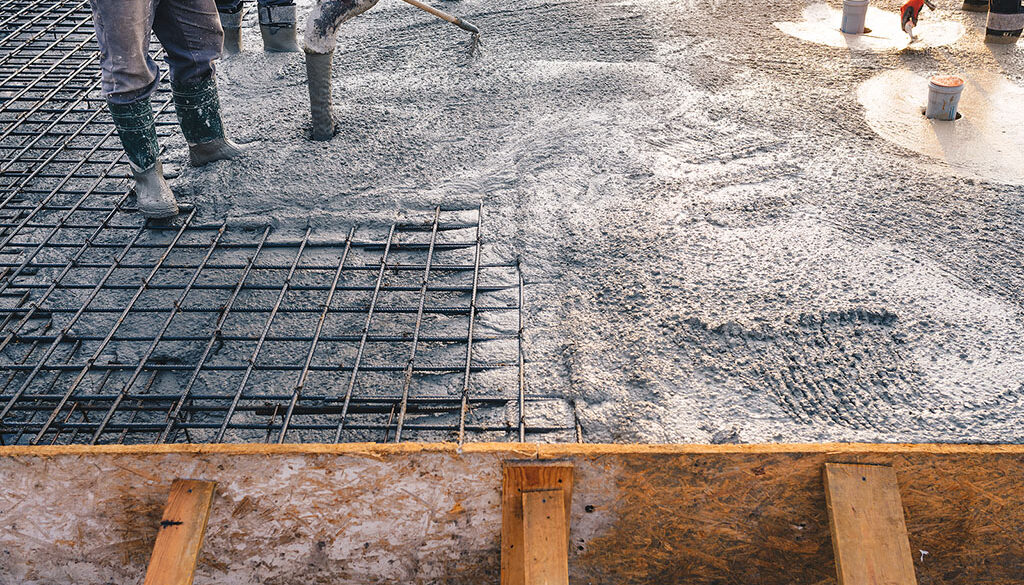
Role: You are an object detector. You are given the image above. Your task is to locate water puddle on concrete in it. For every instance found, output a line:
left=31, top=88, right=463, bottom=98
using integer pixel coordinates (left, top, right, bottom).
left=859, top=69, right=1024, bottom=185
left=775, top=3, right=964, bottom=50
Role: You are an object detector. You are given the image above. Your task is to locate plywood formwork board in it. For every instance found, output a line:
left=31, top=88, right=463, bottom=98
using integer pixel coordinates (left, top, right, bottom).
left=143, top=479, right=217, bottom=585
left=502, top=461, right=574, bottom=585
left=824, top=464, right=916, bottom=585
left=0, top=443, right=1022, bottom=585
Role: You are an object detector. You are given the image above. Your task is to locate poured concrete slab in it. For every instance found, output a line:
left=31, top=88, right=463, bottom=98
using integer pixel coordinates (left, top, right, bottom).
left=159, top=0, right=1024, bottom=444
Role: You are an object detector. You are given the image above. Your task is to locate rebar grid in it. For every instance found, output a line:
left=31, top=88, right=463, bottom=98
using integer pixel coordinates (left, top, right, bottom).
left=0, top=0, right=578, bottom=445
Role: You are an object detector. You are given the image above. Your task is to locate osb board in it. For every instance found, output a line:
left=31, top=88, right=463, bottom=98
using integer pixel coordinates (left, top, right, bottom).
left=0, top=444, right=1022, bottom=585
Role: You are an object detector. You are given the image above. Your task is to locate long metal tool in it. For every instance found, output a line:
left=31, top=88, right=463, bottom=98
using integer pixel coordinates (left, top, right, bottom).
left=399, top=0, right=480, bottom=36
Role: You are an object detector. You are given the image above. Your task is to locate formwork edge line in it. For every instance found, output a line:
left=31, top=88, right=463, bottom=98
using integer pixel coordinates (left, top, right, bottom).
left=1, top=441, right=1022, bottom=458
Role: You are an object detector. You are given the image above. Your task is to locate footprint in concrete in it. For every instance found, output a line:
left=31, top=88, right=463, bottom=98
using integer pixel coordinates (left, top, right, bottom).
left=775, top=3, right=964, bottom=50
left=859, top=69, right=1024, bottom=185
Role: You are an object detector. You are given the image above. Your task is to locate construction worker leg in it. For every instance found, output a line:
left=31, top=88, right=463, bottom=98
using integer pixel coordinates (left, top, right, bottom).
left=151, top=0, right=223, bottom=87
left=153, top=0, right=243, bottom=166
left=88, top=0, right=161, bottom=105
left=302, top=0, right=380, bottom=140
left=216, top=0, right=244, bottom=54
left=89, top=0, right=178, bottom=219
left=259, top=0, right=300, bottom=52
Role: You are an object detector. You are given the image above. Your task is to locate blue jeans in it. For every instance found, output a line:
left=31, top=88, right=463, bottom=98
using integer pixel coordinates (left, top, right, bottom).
left=89, top=0, right=223, bottom=105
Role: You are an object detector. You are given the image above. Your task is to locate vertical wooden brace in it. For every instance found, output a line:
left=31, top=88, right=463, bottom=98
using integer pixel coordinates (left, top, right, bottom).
left=143, top=479, right=217, bottom=585
left=824, top=463, right=917, bottom=585
left=523, top=489, right=569, bottom=585
left=502, top=461, right=574, bottom=585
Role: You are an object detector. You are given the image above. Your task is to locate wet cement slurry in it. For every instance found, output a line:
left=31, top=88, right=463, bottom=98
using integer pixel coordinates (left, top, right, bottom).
left=776, top=3, right=966, bottom=50
left=169, top=0, right=1024, bottom=443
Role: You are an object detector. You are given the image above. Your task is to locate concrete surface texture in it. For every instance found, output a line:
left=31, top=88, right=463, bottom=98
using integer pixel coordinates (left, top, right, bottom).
left=167, top=0, right=1024, bottom=443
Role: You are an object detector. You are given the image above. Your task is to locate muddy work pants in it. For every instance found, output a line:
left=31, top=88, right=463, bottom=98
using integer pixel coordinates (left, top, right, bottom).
left=89, top=0, right=223, bottom=105
left=303, top=0, right=381, bottom=54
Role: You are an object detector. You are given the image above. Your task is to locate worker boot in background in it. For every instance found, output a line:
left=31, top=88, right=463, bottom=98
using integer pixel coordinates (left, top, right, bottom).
left=962, top=0, right=988, bottom=10
left=219, top=5, right=244, bottom=55
left=107, top=99, right=179, bottom=219
left=171, top=75, right=245, bottom=167
left=305, top=51, right=336, bottom=140
left=986, top=0, right=1024, bottom=43
left=260, top=2, right=301, bottom=52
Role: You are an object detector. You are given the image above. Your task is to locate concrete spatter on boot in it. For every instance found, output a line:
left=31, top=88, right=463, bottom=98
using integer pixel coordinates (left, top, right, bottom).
left=859, top=69, right=1024, bottom=185
left=775, top=3, right=964, bottom=50
left=173, top=93, right=225, bottom=145
left=131, top=161, right=179, bottom=219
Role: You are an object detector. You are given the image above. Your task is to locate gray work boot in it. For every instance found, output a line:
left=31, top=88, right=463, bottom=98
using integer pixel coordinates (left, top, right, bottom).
left=220, top=8, right=244, bottom=55
left=171, top=74, right=245, bottom=167
left=131, top=161, right=179, bottom=218
left=305, top=51, right=336, bottom=141
left=259, top=2, right=300, bottom=52
left=107, top=99, right=180, bottom=219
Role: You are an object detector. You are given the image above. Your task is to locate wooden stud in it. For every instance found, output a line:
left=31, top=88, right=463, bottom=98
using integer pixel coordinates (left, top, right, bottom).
left=824, top=463, right=917, bottom=585
left=523, top=489, right=569, bottom=585
left=143, top=479, right=217, bottom=585
left=501, top=461, right=574, bottom=585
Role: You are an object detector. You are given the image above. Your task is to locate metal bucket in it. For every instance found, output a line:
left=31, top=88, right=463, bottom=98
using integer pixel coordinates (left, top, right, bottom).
left=926, top=76, right=965, bottom=121
left=841, top=0, right=870, bottom=34
left=986, top=0, right=1024, bottom=43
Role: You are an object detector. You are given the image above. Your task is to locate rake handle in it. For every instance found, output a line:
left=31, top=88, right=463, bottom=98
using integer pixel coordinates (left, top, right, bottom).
left=398, top=0, right=480, bottom=35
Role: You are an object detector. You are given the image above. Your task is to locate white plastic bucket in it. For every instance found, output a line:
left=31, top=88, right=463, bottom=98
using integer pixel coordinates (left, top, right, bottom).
left=926, top=76, right=965, bottom=121
left=841, top=0, right=870, bottom=34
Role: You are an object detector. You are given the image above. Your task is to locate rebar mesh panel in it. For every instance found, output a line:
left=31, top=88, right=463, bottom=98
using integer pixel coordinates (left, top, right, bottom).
left=0, top=0, right=578, bottom=445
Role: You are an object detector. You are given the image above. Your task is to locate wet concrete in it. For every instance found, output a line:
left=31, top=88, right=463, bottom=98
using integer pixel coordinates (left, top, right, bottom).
left=860, top=69, right=1024, bottom=184
left=776, top=3, right=965, bottom=50
left=167, top=0, right=1024, bottom=443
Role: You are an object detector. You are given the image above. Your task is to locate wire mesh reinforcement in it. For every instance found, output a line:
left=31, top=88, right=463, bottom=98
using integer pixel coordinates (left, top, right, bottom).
left=0, top=0, right=579, bottom=445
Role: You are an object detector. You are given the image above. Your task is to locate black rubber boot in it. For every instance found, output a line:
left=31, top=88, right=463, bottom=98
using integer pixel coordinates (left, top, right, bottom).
left=171, top=75, right=244, bottom=167
left=305, top=51, right=336, bottom=141
left=259, top=3, right=300, bottom=52
left=107, top=99, right=179, bottom=219
left=220, top=7, right=244, bottom=55
left=986, top=0, right=1024, bottom=43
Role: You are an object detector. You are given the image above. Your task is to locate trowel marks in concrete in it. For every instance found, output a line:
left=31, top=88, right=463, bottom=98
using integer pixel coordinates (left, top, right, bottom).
left=859, top=69, right=1024, bottom=185
left=775, top=4, right=964, bottom=50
